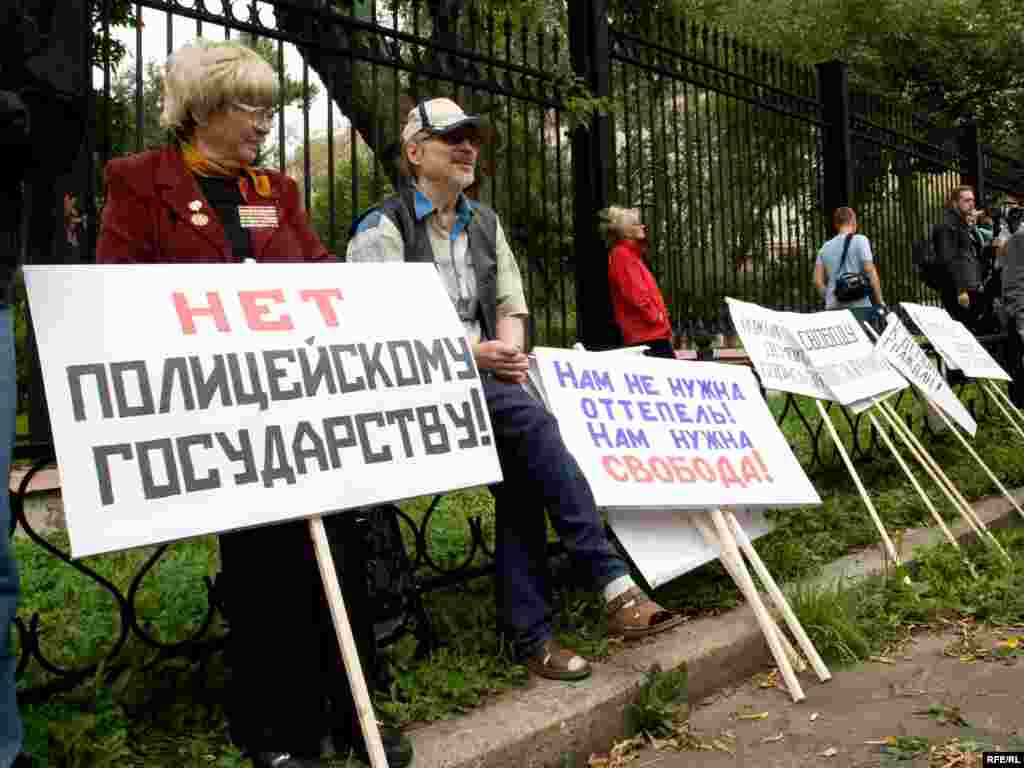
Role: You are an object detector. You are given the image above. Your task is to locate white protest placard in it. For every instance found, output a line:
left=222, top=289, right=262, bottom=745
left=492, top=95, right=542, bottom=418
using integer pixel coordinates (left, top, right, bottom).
left=24, top=263, right=502, bottom=558
left=727, top=298, right=897, bottom=412
left=725, top=298, right=832, bottom=400
left=876, top=316, right=977, bottom=435
left=901, top=303, right=1009, bottom=380
left=785, top=310, right=909, bottom=406
left=947, top=321, right=1011, bottom=381
left=530, top=348, right=821, bottom=509
left=606, top=507, right=774, bottom=588
left=899, top=303, right=961, bottom=369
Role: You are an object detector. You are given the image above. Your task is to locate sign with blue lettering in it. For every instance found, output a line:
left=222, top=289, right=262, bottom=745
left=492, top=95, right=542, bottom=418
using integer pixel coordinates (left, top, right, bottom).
left=530, top=348, right=820, bottom=509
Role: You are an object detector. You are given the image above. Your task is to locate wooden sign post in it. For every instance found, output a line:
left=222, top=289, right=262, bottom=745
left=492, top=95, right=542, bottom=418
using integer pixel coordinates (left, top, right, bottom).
left=815, top=400, right=902, bottom=567
left=690, top=509, right=831, bottom=702
left=874, top=400, right=1011, bottom=564
left=864, top=410, right=975, bottom=577
left=309, top=516, right=389, bottom=768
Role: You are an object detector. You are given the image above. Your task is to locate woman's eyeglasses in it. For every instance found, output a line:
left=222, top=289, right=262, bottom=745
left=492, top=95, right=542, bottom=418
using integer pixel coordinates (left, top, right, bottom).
left=232, top=103, right=277, bottom=125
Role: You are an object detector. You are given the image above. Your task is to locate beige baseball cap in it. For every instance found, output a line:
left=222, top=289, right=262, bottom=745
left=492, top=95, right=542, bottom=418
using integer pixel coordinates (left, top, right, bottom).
left=401, top=97, right=489, bottom=144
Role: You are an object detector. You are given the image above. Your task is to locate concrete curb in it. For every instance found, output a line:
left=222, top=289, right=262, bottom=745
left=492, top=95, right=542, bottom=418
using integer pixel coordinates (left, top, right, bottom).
left=405, top=487, right=1024, bottom=768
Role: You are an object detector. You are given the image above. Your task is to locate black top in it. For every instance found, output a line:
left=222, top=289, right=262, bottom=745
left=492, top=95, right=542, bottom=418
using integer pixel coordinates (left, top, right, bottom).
left=195, top=175, right=252, bottom=261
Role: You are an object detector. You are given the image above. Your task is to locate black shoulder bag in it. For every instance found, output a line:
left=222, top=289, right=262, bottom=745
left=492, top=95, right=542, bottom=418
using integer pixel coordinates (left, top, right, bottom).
left=834, top=233, right=872, bottom=303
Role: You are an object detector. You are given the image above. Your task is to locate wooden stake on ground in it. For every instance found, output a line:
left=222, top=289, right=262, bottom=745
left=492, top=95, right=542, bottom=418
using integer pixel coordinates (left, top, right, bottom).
left=814, top=400, right=901, bottom=567
left=913, top=392, right=1024, bottom=523
left=982, top=381, right=1024, bottom=442
left=722, top=510, right=832, bottom=682
left=985, top=381, right=1024, bottom=429
left=688, top=513, right=807, bottom=674
left=691, top=511, right=805, bottom=702
left=309, top=516, right=389, bottom=768
left=875, top=401, right=1011, bottom=564
left=875, top=401, right=983, bottom=536
left=866, top=410, right=974, bottom=576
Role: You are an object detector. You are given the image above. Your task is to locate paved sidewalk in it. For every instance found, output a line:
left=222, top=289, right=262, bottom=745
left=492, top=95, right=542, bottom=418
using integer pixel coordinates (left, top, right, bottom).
left=407, top=490, right=1023, bottom=768
left=624, top=628, right=1024, bottom=767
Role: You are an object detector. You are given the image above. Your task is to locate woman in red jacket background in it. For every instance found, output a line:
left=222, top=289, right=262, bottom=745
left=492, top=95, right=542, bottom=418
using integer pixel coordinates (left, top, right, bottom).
left=599, top=206, right=675, bottom=358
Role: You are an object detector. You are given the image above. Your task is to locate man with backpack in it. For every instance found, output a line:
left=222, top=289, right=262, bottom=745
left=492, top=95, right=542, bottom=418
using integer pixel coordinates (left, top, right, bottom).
left=814, top=206, right=885, bottom=327
left=346, top=97, right=683, bottom=683
left=933, top=186, right=984, bottom=327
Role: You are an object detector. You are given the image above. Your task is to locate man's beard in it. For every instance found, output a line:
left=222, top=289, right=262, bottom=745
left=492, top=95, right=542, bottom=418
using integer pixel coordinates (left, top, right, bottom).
left=450, top=165, right=475, bottom=191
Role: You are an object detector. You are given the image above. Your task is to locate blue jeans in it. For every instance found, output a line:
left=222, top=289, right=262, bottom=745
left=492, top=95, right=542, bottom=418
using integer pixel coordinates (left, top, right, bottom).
left=0, top=306, right=21, bottom=766
left=484, top=375, right=627, bottom=659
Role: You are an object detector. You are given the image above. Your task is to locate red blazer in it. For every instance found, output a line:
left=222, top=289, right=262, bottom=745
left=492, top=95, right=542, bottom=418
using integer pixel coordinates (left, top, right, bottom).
left=96, top=144, right=330, bottom=264
left=608, top=238, right=672, bottom=344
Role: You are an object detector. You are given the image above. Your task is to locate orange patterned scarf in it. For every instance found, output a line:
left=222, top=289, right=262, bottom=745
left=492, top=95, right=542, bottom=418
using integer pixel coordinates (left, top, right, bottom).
left=181, top=141, right=272, bottom=198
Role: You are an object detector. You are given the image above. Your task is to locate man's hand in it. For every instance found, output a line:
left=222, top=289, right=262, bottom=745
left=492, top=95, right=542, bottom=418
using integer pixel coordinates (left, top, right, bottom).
left=474, top=340, right=529, bottom=383
left=958, top=291, right=970, bottom=308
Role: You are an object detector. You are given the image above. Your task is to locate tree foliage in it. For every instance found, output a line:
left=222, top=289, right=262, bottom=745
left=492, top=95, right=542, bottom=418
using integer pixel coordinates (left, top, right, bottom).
left=643, top=0, right=1024, bottom=154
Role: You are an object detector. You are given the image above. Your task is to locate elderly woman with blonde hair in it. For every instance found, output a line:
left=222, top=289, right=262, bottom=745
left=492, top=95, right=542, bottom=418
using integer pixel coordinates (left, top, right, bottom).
left=598, top=206, right=675, bottom=358
left=95, top=39, right=412, bottom=768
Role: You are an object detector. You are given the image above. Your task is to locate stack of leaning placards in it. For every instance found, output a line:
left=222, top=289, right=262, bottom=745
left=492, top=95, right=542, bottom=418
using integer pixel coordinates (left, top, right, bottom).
left=897, top=303, right=1024, bottom=525
left=725, top=298, right=910, bottom=568
left=529, top=346, right=831, bottom=701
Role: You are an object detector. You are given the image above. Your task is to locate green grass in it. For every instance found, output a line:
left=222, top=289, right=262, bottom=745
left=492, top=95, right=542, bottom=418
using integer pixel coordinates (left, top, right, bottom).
left=14, top=383, right=1024, bottom=765
left=787, top=527, right=1024, bottom=667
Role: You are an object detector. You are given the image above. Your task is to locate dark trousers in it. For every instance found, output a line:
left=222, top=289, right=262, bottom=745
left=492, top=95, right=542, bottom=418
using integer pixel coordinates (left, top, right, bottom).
left=941, top=286, right=978, bottom=328
left=641, top=337, right=676, bottom=359
left=1009, top=314, right=1024, bottom=408
left=219, top=516, right=376, bottom=756
left=484, top=375, right=627, bottom=659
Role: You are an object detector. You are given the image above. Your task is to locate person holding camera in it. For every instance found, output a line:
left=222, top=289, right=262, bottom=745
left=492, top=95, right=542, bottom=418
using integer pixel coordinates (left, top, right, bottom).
left=813, top=206, right=884, bottom=323
left=933, top=186, right=984, bottom=327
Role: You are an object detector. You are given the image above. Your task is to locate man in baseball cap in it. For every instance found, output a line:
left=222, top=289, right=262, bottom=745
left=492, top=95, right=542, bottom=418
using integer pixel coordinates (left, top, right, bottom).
left=400, top=96, right=490, bottom=144
left=348, top=98, right=683, bottom=683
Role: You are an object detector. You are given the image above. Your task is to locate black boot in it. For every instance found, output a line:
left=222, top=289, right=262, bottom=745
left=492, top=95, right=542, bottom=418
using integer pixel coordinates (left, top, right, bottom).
left=251, top=752, right=326, bottom=768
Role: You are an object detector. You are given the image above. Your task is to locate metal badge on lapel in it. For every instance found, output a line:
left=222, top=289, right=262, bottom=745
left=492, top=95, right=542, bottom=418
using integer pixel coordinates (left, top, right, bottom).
left=238, top=205, right=279, bottom=229
left=190, top=212, right=209, bottom=227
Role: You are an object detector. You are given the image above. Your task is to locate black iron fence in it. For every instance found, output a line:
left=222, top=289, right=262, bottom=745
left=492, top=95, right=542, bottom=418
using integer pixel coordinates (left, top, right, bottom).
left=7, top=0, right=1024, bottom=700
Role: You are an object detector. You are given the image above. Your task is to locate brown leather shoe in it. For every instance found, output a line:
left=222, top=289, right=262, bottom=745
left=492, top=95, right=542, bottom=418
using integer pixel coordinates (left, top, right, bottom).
left=607, top=586, right=685, bottom=640
left=524, top=637, right=592, bottom=681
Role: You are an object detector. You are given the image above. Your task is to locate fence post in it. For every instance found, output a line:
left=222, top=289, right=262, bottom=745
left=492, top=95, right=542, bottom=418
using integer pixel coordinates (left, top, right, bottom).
left=568, top=0, right=619, bottom=350
left=958, top=122, right=986, bottom=205
left=816, top=60, right=853, bottom=229
left=11, top=0, right=90, bottom=448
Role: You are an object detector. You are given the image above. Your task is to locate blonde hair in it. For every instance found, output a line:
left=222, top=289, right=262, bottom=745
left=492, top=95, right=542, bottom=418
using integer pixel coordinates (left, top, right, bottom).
left=597, top=206, right=640, bottom=247
left=160, top=39, right=278, bottom=137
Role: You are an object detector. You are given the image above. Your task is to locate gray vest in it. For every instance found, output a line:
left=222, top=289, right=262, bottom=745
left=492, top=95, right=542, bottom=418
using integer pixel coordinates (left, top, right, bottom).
left=371, top=186, right=500, bottom=340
